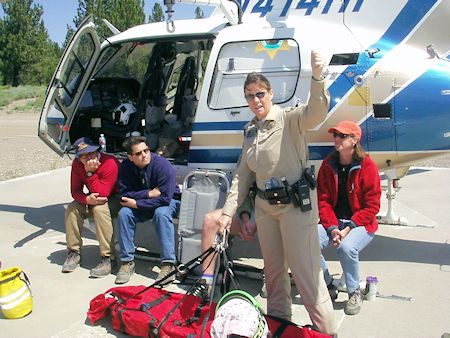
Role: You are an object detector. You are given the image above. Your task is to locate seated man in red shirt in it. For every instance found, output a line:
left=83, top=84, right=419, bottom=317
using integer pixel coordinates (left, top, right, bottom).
left=62, top=137, right=120, bottom=278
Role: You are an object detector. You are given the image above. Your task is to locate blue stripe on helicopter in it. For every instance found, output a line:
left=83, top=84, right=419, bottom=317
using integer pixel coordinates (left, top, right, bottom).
left=327, top=0, right=438, bottom=112
left=193, top=121, right=247, bottom=131
left=188, top=145, right=334, bottom=164
left=361, top=63, right=450, bottom=152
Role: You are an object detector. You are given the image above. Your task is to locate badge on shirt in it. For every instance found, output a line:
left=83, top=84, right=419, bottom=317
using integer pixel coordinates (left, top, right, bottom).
left=244, top=124, right=257, bottom=138
left=267, top=120, right=276, bottom=130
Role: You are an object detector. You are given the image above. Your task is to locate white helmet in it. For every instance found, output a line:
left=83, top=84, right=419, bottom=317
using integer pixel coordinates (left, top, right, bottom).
left=211, top=290, right=270, bottom=338
left=113, top=102, right=136, bottom=125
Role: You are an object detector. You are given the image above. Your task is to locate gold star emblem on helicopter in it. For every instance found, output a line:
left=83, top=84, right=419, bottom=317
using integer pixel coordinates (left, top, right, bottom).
left=255, top=40, right=290, bottom=60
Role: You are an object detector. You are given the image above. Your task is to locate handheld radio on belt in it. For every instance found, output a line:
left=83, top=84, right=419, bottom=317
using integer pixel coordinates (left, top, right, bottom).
left=258, top=167, right=316, bottom=212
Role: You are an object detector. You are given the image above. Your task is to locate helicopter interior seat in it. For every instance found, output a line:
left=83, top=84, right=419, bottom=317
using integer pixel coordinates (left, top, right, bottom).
left=155, top=55, right=198, bottom=158
left=172, top=55, right=198, bottom=124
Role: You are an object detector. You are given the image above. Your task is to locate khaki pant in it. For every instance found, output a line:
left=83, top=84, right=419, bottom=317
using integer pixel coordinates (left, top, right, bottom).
left=65, top=196, right=120, bottom=259
left=255, top=197, right=337, bottom=335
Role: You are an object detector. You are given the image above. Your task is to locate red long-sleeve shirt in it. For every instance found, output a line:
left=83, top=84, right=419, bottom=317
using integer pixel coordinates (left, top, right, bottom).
left=70, top=153, right=119, bottom=205
left=317, top=154, right=381, bottom=233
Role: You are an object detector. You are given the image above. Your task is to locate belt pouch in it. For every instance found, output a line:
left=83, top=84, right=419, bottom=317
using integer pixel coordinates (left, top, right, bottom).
left=265, top=187, right=290, bottom=205
left=296, top=178, right=312, bottom=212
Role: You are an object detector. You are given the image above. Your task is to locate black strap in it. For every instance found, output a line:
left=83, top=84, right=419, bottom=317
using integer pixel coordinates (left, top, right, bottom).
left=140, top=292, right=172, bottom=331
left=267, top=315, right=297, bottom=338
left=141, top=293, right=171, bottom=313
left=155, top=290, right=191, bottom=335
left=176, top=297, right=208, bottom=327
left=117, top=294, right=172, bottom=336
left=256, top=187, right=267, bottom=199
left=273, top=322, right=289, bottom=338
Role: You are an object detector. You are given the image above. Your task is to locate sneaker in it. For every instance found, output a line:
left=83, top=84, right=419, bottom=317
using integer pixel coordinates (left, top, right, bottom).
left=327, top=280, right=338, bottom=301
left=115, top=261, right=135, bottom=284
left=191, top=279, right=212, bottom=301
left=344, top=289, right=362, bottom=315
left=90, top=257, right=112, bottom=278
left=62, top=251, right=81, bottom=273
left=260, top=282, right=267, bottom=298
left=156, top=263, right=176, bottom=286
left=260, top=272, right=267, bottom=298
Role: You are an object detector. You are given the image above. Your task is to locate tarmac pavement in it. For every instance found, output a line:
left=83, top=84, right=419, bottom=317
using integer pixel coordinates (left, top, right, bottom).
left=0, top=166, right=449, bottom=337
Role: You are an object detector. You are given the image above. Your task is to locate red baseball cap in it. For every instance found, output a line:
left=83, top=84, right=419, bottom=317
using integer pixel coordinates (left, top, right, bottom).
left=328, top=120, right=362, bottom=140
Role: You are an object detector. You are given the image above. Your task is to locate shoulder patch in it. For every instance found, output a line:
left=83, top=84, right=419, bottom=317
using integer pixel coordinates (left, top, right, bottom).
left=244, top=123, right=257, bottom=138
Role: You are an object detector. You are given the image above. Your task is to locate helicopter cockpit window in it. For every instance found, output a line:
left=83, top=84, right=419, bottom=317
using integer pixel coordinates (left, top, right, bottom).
left=58, top=33, right=95, bottom=107
left=208, top=39, right=300, bottom=109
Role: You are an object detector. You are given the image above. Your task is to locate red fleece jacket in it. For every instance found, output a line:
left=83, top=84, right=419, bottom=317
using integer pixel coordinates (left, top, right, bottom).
left=70, top=153, right=119, bottom=205
left=317, top=154, right=381, bottom=234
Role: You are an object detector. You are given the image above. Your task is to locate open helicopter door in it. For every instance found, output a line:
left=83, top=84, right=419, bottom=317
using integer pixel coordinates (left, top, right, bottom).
left=38, top=15, right=101, bottom=156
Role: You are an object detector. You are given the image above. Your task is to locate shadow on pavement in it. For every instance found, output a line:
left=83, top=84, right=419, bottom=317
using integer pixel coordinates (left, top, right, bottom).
left=0, top=203, right=97, bottom=247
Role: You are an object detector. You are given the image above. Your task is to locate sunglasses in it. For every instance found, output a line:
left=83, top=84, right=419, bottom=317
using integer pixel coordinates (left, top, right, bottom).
left=132, top=148, right=150, bottom=156
left=244, top=91, right=267, bottom=101
left=333, top=132, right=354, bottom=139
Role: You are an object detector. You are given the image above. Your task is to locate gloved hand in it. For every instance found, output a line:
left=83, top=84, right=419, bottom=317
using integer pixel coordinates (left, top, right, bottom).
left=311, top=50, right=325, bottom=80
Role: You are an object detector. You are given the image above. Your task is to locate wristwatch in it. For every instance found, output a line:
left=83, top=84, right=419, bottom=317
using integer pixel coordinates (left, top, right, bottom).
left=312, top=75, right=325, bottom=81
left=86, top=171, right=93, bottom=178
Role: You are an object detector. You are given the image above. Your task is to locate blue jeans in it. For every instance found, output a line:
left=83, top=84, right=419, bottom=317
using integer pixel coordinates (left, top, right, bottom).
left=317, top=221, right=374, bottom=294
left=118, top=199, right=180, bottom=263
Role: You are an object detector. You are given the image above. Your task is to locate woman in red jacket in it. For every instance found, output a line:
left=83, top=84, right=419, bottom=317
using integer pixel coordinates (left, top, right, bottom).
left=317, top=120, right=381, bottom=316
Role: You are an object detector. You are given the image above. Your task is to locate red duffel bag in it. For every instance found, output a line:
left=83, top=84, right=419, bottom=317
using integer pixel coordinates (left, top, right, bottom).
left=88, top=285, right=215, bottom=338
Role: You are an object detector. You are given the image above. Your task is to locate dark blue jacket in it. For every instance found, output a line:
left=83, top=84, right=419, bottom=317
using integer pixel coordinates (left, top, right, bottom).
left=118, top=153, right=180, bottom=212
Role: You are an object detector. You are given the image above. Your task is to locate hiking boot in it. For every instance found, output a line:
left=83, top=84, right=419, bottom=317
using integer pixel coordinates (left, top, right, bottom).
left=115, top=261, right=135, bottom=284
left=344, top=289, right=362, bottom=315
left=156, top=263, right=176, bottom=286
left=62, top=251, right=81, bottom=273
left=90, top=257, right=112, bottom=278
left=327, top=280, right=338, bottom=302
left=191, top=279, right=212, bottom=302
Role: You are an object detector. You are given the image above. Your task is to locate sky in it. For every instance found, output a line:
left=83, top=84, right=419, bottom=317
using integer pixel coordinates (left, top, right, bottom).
left=0, top=0, right=212, bottom=47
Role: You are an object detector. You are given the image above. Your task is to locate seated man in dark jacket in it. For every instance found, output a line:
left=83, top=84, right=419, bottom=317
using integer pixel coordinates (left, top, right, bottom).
left=115, top=136, right=180, bottom=285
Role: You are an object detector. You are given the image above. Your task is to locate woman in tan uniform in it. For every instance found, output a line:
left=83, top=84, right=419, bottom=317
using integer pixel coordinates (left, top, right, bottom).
left=217, top=51, right=336, bottom=335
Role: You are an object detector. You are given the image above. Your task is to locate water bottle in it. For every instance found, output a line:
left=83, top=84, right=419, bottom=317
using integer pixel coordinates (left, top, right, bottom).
left=364, top=276, right=378, bottom=301
left=99, top=134, right=106, bottom=152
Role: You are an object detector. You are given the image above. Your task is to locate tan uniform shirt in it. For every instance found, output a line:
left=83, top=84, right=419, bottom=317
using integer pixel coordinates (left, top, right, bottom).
left=222, top=79, right=330, bottom=217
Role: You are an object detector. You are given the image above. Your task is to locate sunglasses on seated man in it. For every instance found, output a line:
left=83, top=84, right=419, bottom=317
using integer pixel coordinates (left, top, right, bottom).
left=132, top=148, right=150, bottom=157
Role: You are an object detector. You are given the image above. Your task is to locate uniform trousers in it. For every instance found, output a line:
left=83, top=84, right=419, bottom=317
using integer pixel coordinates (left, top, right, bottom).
left=65, top=196, right=120, bottom=259
left=255, top=196, right=336, bottom=335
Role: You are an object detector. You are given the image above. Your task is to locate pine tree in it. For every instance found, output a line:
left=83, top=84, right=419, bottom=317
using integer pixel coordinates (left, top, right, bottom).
left=69, top=0, right=144, bottom=43
left=109, top=0, right=145, bottom=32
left=149, top=2, right=164, bottom=23
left=0, top=0, right=61, bottom=86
